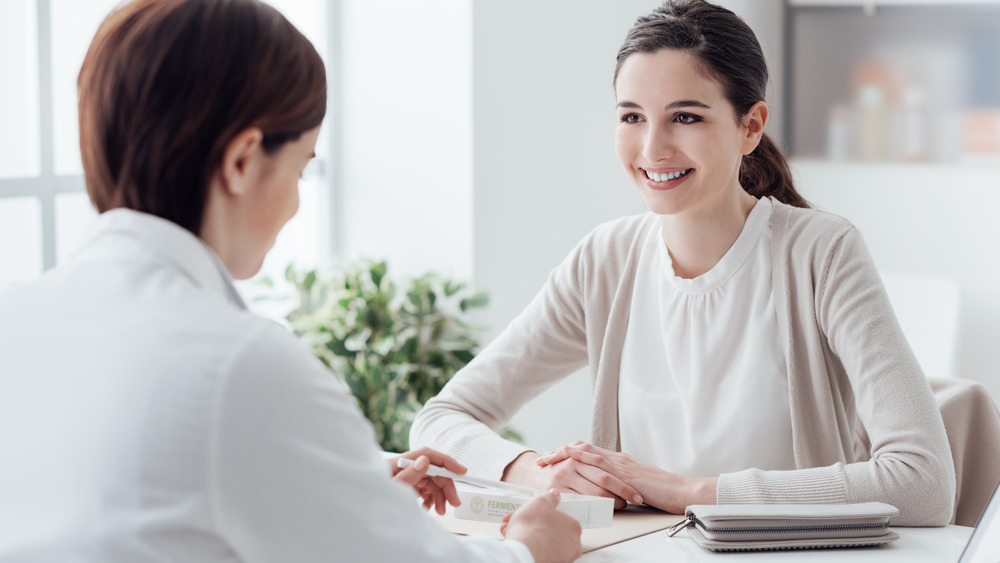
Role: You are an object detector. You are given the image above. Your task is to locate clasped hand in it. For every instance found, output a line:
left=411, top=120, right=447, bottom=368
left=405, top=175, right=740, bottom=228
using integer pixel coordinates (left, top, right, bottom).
left=511, top=441, right=717, bottom=513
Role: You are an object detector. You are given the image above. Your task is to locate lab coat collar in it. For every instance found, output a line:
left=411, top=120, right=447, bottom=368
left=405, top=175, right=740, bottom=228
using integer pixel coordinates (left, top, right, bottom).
left=78, top=208, right=247, bottom=310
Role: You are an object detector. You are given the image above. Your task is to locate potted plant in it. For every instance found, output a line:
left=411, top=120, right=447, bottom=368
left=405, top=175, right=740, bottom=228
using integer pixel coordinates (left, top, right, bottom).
left=276, top=259, right=515, bottom=452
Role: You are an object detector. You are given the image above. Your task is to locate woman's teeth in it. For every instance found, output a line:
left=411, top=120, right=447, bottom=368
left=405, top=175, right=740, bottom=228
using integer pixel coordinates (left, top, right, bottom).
left=645, top=169, right=691, bottom=182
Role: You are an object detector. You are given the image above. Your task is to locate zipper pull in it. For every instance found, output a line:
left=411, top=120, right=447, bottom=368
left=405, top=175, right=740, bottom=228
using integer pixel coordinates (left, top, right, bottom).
left=666, top=514, right=693, bottom=537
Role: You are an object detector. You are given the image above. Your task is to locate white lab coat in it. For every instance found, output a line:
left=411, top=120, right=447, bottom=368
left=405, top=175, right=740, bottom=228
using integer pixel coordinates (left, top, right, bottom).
left=0, top=209, right=530, bottom=563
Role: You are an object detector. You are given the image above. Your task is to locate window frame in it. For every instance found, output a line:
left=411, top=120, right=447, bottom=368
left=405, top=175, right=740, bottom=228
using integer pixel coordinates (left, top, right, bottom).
left=0, top=0, right=81, bottom=273
left=0, top=0, right=340, bottom=282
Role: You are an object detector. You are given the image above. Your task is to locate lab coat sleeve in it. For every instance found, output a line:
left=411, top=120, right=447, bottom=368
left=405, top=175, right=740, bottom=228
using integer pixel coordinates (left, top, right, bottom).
left=209, top=320, right=533, bottom=563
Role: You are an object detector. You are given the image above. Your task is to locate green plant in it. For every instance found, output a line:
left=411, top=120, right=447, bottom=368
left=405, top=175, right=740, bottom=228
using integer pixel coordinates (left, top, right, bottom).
left=280, top=259, right=508, bottom=452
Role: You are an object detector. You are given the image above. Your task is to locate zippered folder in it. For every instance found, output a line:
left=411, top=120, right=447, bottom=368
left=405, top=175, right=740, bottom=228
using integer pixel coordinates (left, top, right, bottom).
left=666, top=502, right=900, bottom=552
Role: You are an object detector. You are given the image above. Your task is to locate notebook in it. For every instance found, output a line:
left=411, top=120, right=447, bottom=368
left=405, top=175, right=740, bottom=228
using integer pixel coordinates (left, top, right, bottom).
left=959, top=479, right=1000, bottom=563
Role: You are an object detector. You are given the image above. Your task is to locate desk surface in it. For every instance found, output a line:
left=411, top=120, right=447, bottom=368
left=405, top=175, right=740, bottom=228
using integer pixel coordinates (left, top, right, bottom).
left=578, top=525, right=973, bottom=562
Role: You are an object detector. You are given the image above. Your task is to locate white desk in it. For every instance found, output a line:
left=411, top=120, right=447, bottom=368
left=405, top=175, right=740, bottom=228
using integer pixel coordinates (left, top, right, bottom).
left=578, top=525, right=973, bottom=562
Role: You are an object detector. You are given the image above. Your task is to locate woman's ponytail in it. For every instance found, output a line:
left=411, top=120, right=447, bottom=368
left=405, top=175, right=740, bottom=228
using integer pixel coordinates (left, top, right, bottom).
left=740, top=133, right=809, bottom=209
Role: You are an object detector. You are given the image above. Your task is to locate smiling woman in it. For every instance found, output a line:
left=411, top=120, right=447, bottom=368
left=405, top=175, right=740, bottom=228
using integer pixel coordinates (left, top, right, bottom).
left=611, top=0, right=805, bottom=212
left=614, top=49, right=765, bottom=230
left=411, top=0, right=959, bottom=528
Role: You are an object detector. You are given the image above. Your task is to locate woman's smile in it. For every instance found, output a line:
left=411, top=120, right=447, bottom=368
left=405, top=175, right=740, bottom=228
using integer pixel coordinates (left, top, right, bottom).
left=642, top=167, right=694, bottom=190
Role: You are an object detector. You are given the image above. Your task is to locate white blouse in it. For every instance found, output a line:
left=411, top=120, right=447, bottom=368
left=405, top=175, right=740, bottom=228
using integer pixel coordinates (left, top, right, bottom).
left=619, top=197, right=796, bottom=477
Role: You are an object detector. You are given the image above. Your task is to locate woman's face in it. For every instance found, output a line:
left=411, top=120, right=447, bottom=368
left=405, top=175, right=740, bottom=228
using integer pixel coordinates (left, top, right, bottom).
left=614, top=49, right=761, bottom=217
left=239, top=125, right=321, bottom=278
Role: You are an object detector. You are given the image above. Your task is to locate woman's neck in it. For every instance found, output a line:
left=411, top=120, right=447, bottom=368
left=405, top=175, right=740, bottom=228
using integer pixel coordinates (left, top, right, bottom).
left=659, top=190, right=759, bottom=279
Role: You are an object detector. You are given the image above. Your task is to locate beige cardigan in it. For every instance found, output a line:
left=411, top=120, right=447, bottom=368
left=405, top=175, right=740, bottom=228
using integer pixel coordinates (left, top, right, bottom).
left=411, top=197, right=956, bottom=526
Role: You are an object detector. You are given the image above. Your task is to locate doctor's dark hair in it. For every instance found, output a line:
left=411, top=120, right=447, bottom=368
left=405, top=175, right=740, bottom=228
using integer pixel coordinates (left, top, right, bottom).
left=614, top=0, right=808, bottom=208
left=78, top=0, right=327, bottom=235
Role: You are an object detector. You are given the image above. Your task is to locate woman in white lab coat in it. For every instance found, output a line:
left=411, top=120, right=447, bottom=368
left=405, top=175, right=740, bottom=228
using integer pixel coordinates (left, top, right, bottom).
left=0, top=0, right=580, bottom=561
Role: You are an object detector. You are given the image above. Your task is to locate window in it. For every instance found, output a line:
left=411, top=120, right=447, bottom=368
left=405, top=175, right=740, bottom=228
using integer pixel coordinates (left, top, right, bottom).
left=0, top=0, right=334, bottom=301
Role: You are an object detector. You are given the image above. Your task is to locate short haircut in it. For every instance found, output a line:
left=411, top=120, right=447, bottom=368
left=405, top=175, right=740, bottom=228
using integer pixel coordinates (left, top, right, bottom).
left=78, top=0, right=328, bottom=235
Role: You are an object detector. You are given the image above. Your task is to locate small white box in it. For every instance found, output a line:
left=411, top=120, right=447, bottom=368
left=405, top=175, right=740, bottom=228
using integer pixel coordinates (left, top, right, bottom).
left=453, top=485, right=614, bottom=528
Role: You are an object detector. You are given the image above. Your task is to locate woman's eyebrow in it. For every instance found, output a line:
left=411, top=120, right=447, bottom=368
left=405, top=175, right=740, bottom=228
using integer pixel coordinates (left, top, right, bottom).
left=615, top=99, right=712, bottom=110
left=664, top=100, right=711, bottom=110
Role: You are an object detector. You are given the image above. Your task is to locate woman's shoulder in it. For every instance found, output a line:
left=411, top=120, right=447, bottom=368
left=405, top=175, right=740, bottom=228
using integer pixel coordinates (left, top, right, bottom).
left=578, top=212, right=657, bottom=251
left=770, top=197, right=860, bottom=245
left=549, top=212, right=656, bottom=293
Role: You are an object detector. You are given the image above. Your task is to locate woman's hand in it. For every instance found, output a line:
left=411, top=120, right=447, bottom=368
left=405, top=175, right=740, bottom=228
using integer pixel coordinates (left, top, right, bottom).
left=500, top=490, right=583, bottom=563
left=535, top=441, right=718, bottom=514
left=388, top=447, right=466, bottom=515
left=502, top=450, right=644, bottom=509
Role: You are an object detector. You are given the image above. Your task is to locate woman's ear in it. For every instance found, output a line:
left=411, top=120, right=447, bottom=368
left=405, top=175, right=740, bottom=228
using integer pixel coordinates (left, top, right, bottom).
left=219, top=127, right=265, bottom=195
left=741, top=101, right=769, bottom=155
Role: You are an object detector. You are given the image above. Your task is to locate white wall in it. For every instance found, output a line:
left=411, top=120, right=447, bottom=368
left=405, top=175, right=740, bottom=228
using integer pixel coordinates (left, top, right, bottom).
left=337, top=0, right=474, bottom=282
left=469, top=0, right=786, bottom=451
left=794, top=161, right=1000, bottom=401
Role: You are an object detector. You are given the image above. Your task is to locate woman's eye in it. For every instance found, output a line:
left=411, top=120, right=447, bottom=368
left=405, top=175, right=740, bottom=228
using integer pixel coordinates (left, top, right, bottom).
left=675, top=113, right=701, bottom=124
left=620, top=113, right=643, bottom=124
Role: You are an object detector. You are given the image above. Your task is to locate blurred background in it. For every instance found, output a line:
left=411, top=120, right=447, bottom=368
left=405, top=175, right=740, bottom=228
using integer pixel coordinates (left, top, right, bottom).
left=1, top=0, right=998, bottom=451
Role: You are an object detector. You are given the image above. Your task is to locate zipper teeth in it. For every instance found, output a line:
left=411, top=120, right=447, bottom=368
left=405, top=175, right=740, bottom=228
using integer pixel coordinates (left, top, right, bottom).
left=695, top=518, right=890, bottom=535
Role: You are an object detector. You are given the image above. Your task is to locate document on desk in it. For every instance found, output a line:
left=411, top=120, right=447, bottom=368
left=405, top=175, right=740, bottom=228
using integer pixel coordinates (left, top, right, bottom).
left=429, top=503, right=685, bottom=553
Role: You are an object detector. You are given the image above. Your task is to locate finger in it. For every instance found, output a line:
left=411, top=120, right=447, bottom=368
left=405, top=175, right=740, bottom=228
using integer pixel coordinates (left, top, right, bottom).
left=416, top=481, right=433, bottom=504
left=536, top=459, right=609, bottom=501
left=574, top=461, right=643, bottom=505
left=567, top=479, right=623, bottom=502
left=500, top=511, right=513, bottom=536
left=556, top=449, right=641, bottom=505
left=536, top=445, right=574, bottom=467
left=564, top=447, right=613, bottom=470
left=537, top=488, right=562, bottom=507
left=392, top=455, right=430, bottom=487
left=407, top=447, right=468, bottom=476
left=415, top=478, right=448, bottom=514
left=414, top=484, right=433, bottom=511
left=567, top=485, right=627, bottom=509
left=560, top=463, right=631, bottom=507
left=433, top=481, right=447, bottom=515
left=432, top=475, right=462, bottom=507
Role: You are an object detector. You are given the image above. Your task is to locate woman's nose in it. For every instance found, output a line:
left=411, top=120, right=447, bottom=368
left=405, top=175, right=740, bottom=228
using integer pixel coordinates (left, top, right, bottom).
left=642, top=123, right=675, bottom=162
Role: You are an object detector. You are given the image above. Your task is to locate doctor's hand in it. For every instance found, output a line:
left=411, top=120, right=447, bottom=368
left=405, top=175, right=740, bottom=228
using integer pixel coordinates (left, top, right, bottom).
left=501, top=489, right=582, bottom=563
left=388, top=447, right=466, bottom=515
left=535, top=441, right=718, bottom=514
left=502, top=449, right=643, bottom=510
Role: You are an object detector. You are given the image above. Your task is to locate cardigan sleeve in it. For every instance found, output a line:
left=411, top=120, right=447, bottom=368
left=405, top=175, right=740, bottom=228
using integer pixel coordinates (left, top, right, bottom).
left=409, top=237, right=592, bottom=480
left=718, top=223, right=955, bottom=526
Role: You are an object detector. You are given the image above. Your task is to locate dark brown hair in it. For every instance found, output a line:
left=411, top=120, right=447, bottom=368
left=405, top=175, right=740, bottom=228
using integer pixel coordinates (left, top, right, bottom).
left=614, top=0, right=808, bottom=208
left=78, top=0, right=328, bottom=235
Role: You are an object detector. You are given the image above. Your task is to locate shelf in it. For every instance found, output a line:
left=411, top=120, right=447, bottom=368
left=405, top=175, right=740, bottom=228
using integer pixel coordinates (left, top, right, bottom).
left=786, top=4, right=1000, bottom=164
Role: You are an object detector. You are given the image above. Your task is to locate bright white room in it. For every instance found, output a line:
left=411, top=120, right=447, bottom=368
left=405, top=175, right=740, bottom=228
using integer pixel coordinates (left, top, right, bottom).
left=2, top=0, right=999, bottom=454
